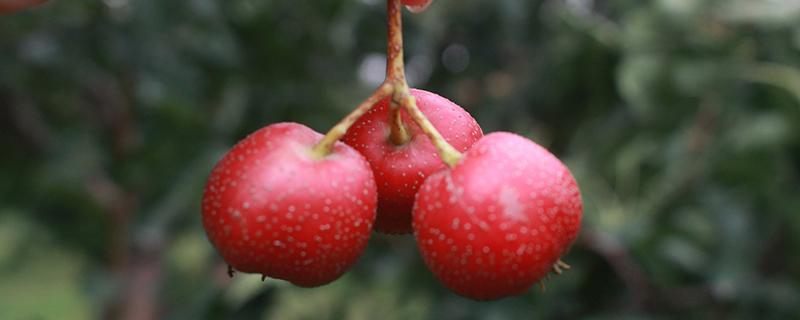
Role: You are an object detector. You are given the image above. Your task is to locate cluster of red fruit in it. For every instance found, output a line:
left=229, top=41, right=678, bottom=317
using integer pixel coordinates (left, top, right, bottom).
left=201, top=0, right=582, bottom=301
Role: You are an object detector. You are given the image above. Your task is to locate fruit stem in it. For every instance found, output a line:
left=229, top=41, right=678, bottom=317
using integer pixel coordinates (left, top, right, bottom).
left=398, top=88, right=463, bottom=167
left=385, top=0, right=405, bottom=85
left=311, top=83, right=393, bottom=158
left=386, top=0, right=411, bottom=146
left=389, top=102, right=411, bottom=145
left=385, top=0, right=462, bottom=167
left=312, top=0, right=462, bottom=166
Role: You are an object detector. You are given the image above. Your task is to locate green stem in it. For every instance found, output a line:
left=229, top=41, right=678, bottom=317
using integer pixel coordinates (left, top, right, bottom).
left=385, top=0, right=462, bottom=166
left=389, top=102, right=411, bottom=145
left=398, top=87, right=463, bottom=167
left=312, top=0, right=463, bottom=167
left=386, top=0, right=411, bottom=145
left=311, top=83, right=392, bottom=158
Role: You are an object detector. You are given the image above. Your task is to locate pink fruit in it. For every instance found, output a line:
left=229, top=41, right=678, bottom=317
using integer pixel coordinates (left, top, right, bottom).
left=201, top=122, right=377, bottom=287
left=413, top=132, right=583, bottom=300
left=343, top=89, right=482, bottom=234
left=402, top=0, right=433, bottom=13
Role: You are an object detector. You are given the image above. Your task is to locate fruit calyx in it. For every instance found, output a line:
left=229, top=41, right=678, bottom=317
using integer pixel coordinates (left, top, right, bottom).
left=551, top=259, right=571, bottom=275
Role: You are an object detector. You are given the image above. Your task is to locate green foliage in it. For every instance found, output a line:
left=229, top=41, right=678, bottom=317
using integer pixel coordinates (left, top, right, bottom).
left=1, top=0, right=799, bottom=319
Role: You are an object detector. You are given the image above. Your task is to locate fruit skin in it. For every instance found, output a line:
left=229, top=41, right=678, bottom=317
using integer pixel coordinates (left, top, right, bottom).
left=401, top=0, right=433, bottom=12
left=412, top=132, right=582, bottom=300
left=201, top=122, right=377, bottom=287
left=343, top=89, right=482, bottom=234
left=0, top=0, right=47, bottom=14
left=402, top=0, right=430, bottom=5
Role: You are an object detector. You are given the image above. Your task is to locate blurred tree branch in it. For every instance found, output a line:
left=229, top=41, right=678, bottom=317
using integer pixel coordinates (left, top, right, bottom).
left=580, top=228, right=715, bottom=312
left=0, top=90, right=52, bottom=153
left=79, top=74, right=162, bottom=320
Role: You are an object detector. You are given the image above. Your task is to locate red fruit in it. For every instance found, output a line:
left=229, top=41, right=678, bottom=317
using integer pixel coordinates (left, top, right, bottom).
left=201, top=122, right=377, bottom=287
left=402, top=0, right=432, bottom=13
left=413, top=132, right=582, bottom=300
left=343, top=89, right=482, bottom=234
left=0, top=0, right=47, bottom=14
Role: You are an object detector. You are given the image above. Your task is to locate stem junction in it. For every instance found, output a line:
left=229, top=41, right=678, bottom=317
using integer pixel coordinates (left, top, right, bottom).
left=312, top=0, right=462, bottom=167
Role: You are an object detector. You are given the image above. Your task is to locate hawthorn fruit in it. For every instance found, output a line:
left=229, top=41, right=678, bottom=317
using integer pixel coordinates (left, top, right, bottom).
left=413, top=132, right=583, bottom=300
left=343, top=89, right=482, bottom=234
left=202, top=123, right=377, bottom=287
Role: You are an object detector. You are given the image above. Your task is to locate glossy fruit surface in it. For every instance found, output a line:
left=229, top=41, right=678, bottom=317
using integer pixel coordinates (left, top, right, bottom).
left=402, top=0, right=432, bottom=13
left=413, top=132, right=582, bottom=300
left=202, top=122, right=377, bottom=287
left=343, top=89, right=482, bottom=234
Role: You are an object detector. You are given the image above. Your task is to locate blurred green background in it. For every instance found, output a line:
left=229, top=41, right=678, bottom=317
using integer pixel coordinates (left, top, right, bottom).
left=2, top=0, right=800, bottom=319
